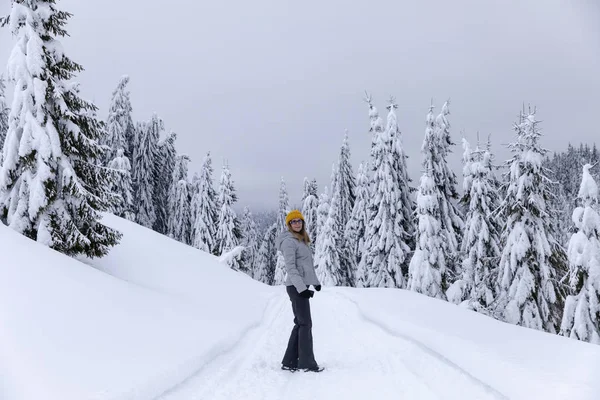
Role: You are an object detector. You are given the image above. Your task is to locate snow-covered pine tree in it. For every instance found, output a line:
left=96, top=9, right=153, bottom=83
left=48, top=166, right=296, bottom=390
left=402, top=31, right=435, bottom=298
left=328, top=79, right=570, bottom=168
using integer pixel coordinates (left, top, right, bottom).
left=407, top=167, right=446, bottom=299
left=560, top=164, right=600, bottom=344
left=104, top=76, right=135, bottom=163
left=495, top=110, right=563, bottom=332
left=133, top=115, right=162, bottom=228
left=276, top=177, right=290, bottom=231
left=191, top=152, right=218, bottom=253
left=302, top=177, right=311, bottom=204
left=215, top=163, right=243, bottom=271
left=358, top=99, right=410, bottom=288
left=365, top=92, right=384, bottom=159
left=387, top=99, right=415, bottom=273
left=240, top=206, right=260, bottom=276
left=254, top=222, right=278, bottom=284
left=0, top=1, right=121, bottom=257
left=314, top=186, right=330, bottom=268
left=308, top=179, right=318, bottom=198
left=407, top=105, right=449, bottom=298
left=302, top=194, right=319, bottom=254
left=0, top=74, right=9, bottom=153
left=433, top=101, right=464, bottom=282
left=335, top=132, right=357, bottom=286
left=317, top=182, right=343, bottom=286
left=108, top=148, right=135, bottom=221
left=168, top=155, right=191, bottom=244
left=346, top=162, right=370, bottom=287
left=153, top=131, right=177, bottom=234
left=273, top=177, right=290, bottom=284
left=446, top=137, right=501, bottom=311
left=335, top=132, right=356, bottom=232
left=316, top=164, right=338, bottom=275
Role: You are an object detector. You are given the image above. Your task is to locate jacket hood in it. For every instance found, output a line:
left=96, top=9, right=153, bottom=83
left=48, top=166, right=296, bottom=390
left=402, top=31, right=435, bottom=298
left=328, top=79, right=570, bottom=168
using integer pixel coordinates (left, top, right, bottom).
left=275, top=230, right=294, bottom=252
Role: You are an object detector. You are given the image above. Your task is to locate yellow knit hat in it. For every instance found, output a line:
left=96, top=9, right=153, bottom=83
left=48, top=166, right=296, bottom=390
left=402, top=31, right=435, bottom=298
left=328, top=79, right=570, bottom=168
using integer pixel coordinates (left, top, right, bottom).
left=285, top=210, right=304, bottom=225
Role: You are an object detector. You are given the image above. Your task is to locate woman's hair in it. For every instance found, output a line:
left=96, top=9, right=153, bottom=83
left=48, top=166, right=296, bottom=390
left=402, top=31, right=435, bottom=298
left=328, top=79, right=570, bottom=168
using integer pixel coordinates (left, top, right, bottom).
left=287, top=222, right=311, bottom=244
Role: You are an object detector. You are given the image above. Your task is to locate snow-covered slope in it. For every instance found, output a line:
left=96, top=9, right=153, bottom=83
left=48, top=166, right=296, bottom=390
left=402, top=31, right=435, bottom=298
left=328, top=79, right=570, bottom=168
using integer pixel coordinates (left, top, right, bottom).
left=1, top=214, right=599, bottom=400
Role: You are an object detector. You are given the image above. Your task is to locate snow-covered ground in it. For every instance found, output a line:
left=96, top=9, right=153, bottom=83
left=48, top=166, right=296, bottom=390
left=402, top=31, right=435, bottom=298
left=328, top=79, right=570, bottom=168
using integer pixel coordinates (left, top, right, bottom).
left=1, top=214, right=599, bottom=400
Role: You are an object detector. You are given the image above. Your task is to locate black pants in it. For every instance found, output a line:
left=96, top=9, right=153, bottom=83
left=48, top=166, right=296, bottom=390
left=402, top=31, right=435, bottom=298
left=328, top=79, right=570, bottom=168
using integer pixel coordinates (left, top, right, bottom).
left=282, top=286, right=318, bottom=369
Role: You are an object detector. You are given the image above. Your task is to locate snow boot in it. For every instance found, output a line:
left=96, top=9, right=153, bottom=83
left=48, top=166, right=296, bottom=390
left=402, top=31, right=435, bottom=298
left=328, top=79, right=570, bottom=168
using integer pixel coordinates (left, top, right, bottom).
left=281, top=365, right=298, bottom=372
left=303, top=366, right=324, bottom=373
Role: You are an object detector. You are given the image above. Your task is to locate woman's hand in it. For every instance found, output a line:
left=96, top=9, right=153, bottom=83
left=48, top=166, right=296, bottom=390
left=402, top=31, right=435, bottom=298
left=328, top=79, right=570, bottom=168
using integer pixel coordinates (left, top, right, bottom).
left=314, top=285, right=322, bottom=291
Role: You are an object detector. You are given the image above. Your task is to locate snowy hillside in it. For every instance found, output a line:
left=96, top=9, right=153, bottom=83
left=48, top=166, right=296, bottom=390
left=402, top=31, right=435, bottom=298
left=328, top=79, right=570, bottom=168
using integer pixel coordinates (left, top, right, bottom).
left=1, top=214, right=599, bottom=400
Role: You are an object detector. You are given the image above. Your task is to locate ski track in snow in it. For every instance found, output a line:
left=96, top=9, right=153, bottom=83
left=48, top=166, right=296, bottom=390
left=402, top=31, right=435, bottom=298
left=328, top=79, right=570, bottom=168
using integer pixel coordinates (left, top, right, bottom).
left=157, top=291, right=506, bottom=400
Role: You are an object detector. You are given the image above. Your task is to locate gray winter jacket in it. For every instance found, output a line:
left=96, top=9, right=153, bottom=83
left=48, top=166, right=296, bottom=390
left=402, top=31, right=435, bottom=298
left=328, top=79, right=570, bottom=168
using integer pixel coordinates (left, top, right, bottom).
left=275, top=230, right=321, bottom=293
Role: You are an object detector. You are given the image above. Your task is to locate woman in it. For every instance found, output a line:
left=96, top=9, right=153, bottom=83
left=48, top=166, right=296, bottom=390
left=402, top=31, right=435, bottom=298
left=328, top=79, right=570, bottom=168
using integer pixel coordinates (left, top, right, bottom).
left=275, top=209, right=324, bottom=373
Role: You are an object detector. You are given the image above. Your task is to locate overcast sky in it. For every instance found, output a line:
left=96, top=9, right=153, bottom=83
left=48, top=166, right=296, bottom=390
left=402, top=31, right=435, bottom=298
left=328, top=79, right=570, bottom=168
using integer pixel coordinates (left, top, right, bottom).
left=1, top=0, right=599, bottom=211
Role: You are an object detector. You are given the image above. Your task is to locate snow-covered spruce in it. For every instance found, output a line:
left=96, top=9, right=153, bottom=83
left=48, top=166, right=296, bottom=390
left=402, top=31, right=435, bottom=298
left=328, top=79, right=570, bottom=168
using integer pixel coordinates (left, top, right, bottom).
left=191, top=152, right=219, bottom=253
left=432, top=101, right=464, bottom=282
left=347, top=162, right=370, bottom=287
left=240, top=206, right=260, bottom=276
left=108, top=148, right=135, bottom=221
left=0, top=1, right=121, bottom=257
left=133, top=115, right=162, bottom=229
left=358, top=98, right=410, bottom=289
left=273, top=177, right=290, bottom=284
left=153, top=131, right=177, bottom=235
left=560, top=164, right=600, bottom=344
left=408, top=169, right=446, bottom=299
left=103, top=76, right=135, bottom=163
left=0, top=75, right=9, bottom=153
left=314, top=186, right=330, bottom=269
left=301, top=192, right=319, bottom=253
left=495, top=111, right=565, bottom=333
left=168, top=155, right=191, bottom=245
left=318, top=175, right=343, bottom=286
left=335, top=132, right=357, bottom=285
left=214, top=163, right=244, bottom=272
left=446, top=138, right=501, bottom=312
left=254, top=222, right=278, bottom=284
left=408, top=106, right=449, bottom=298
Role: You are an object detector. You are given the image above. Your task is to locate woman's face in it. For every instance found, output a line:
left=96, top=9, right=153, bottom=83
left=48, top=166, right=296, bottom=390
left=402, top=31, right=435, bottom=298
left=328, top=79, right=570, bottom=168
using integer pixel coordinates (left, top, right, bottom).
left=289, top=219, right=303, bottom=233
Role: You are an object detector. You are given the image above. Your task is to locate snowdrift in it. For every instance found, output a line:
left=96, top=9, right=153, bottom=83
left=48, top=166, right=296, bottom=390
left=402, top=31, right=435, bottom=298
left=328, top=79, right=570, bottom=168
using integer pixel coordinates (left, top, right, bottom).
left=0, top=214, right=275, bottom=400
left=1, top=213, right=599, bottom=399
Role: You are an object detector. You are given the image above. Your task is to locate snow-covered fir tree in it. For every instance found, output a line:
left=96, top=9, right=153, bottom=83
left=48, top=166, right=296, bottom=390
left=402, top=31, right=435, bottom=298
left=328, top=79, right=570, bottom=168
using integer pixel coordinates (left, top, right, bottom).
left=104, top=76, right=135, bottom=163
left=346, top=162, right=370, bottom=287
left=365, top=92, right=384, bottom=158
left=432, top=101, right=464, bottom=281
left=215, top=163, right=244, bottom=271
left=335, top=132, right=357, bottom=286
left=317, top=184, right=343, bottom=286
left=273, top=177, right=290, bottom=284
left=240, top=207, right=260, bottom=276
left=0, top=1, right=121, bottom=257
left=254, top=222, right=278, bottom=284
left=314, top=186, right=330, bottom=268
left=168, top=155, right=191, bottom=244
left=407, top=106, right=449, bottom=298
left=153, top=131, right=177, bottom=234
left=388, top=100, right=415, bottom=259
left=108, top=148, right=135, bottom=221
left=0, top=75, right=9, bottom=153
left=495, top=110, right=564, bottom=333
left=133, top=116, right=160, bottom=228
left=276, top=177, right=290, bottom=231
left=358, top=99, right=410, bottom=288
left=301, top=192, right=319, bottom=253
left=407, top=167, right=446, bottom=299
left=560, top=164, right=600, bottom=344
left=191, top=152, right=218, bottom=253
left=446, top=138, right=501, bottom=311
